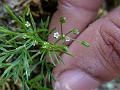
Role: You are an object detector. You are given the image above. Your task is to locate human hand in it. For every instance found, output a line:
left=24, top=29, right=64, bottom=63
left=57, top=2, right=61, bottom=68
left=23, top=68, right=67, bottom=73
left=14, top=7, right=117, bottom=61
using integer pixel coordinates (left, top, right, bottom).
left=49, top=0, right=120, bottom=90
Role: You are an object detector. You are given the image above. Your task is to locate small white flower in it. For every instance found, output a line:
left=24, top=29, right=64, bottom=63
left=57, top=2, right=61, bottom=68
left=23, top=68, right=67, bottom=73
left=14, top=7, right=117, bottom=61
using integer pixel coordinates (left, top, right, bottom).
left=65, top=36, right=71, bottom=42
left=32, top=40, right=38, bottom=46
left=54, top=32, right=60, bottom=39
left=25, top=21, right=31, bottom=27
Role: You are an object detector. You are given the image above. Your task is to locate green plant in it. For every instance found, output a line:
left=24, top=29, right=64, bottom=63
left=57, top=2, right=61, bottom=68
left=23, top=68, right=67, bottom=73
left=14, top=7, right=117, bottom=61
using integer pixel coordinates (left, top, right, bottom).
left=0, top=3, right=90, bottom=90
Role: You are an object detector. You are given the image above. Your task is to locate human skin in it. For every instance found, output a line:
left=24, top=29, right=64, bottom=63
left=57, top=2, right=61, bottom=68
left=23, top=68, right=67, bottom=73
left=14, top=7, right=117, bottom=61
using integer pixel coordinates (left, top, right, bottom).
left=49, top=0, right=102, bottom=45
left=49, top=0, right=120, bottom=90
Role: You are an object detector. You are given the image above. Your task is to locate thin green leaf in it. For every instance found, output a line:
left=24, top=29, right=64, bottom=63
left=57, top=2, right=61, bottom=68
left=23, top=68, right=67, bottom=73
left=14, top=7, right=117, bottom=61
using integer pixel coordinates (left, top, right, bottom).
left=0, top=27, right=18, bottom=35
left=80, top=41, right=90, bottom=47
left=48, top=51, right=56, bottom=66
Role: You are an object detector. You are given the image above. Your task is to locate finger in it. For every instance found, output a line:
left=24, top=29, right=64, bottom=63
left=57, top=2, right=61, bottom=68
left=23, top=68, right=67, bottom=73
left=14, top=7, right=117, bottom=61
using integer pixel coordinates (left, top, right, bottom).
left=52, top=6, right=120, bottom=90
left=49, top=0, right=102, bottom=45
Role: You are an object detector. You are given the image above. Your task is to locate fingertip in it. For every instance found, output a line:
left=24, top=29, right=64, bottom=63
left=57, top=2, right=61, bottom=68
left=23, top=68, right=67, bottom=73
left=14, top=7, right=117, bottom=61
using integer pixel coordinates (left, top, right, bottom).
left=59, top=0, right=102, bottom=11
left=53, top=70, right=100, bottom=90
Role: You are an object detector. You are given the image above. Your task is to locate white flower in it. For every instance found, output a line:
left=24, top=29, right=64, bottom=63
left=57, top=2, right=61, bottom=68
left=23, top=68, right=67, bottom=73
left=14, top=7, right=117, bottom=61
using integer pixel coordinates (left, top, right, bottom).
left=32, top=40, right=38, bottom=46
left=25, top=21, right=31, bottom=27
left=65, top=36, right=71, bottom=42
left=54, top=32, right=60, bottom=39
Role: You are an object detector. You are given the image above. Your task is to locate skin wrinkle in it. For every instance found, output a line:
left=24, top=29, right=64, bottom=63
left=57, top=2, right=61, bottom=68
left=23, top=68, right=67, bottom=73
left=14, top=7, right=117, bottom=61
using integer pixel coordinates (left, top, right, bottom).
left=107, top=9, right=120, bottom=43
left=83, top=22, right=115, bottom=80
left=94, top=47, right=114, bottom=82
left=109, top=21, right=120, bottom=43
left=95, top=43, right=114, bottom=75
left=87, top=22, right=115, bottom=82
left=98, top=19, right=120, bottom=75
left=97, top=41, right=117, bottom=75
left=109, top=45, right=120, bottom=75
left=108, top=22, right=120, bottom=57
left=112, top=58, right=120, bottom=73
left=113, top=48, right=120, bottom=73
left=106, top=24, right=120, bottom=59
left=98, top=26, right=119, bottom=74
left=99, top=25, right=112, bottom=45
left=100, top=28, right=120, bottom=55
left=103, top=18, right=120, bottom=56
left=98, top=26, right=119, bottom=72
left=113, top=44, right=120, bottom=59
left=110, top=18, right=120, bottom=30
left=107, top=48, right=118, bottom=71
left=98, top=26, right=117, bottom=72
left=98, top=26, right=120, bottom=73
left=97, top=17, right=120, bottom=78
left=90, top=19, right=120, bottom=81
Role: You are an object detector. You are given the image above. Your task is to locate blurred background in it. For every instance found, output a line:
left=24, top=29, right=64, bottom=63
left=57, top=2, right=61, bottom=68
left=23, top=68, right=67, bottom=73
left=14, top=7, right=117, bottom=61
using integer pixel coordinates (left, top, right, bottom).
left=0, top=0, right=120, bottom=90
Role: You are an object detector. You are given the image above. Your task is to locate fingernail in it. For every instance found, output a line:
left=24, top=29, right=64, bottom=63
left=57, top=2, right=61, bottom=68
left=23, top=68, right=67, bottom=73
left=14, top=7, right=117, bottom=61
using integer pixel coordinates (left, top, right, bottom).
left=53, top=70, right=100, bottom=90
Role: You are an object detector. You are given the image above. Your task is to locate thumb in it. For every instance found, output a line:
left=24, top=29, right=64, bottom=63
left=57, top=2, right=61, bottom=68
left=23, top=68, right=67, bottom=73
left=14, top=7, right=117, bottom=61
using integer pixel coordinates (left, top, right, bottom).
left=53, top=70, right=100, bottom=90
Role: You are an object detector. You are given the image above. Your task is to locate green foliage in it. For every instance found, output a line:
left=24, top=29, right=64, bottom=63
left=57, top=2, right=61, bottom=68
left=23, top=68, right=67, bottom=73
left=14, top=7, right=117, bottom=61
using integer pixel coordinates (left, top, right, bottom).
left=0, top=3, right=90, bottom=90
left=0, top=3, right=69, bottom=90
